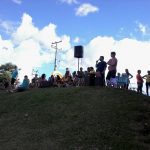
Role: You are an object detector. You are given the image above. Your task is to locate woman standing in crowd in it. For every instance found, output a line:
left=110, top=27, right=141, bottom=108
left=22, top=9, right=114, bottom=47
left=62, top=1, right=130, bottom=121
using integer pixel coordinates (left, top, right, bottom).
left=124, top=69, right=133, bottom=89
left=142, top=70, right=150, bottom=96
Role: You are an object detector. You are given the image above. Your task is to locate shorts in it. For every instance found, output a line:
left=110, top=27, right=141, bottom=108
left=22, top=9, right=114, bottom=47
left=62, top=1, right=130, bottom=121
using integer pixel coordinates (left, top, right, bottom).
left=11, top=78, right=16, bottom=85
left=106, top=70, right=116, bottom=80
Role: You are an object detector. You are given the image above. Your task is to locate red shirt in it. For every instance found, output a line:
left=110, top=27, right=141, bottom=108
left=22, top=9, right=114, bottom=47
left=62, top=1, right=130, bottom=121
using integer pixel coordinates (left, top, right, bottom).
left=136, top=74, right=143, bottom=83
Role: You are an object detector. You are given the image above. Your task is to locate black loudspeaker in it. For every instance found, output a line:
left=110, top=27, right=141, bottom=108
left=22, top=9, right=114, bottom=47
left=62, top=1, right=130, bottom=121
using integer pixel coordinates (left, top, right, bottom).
left=74, top=45, right=83, bottom=58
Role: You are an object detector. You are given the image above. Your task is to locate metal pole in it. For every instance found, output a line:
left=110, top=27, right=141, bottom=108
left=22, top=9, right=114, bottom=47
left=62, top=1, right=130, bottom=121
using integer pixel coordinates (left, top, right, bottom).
left=51, top=40, right=62, bottom=71
left=54, top=44, right=57, bottom=71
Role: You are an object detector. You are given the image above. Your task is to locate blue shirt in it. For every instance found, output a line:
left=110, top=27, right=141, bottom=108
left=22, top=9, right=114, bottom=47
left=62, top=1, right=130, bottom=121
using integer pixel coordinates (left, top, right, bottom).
left=96, top=61, right=107, bottom=73
left=20, top=79, right=29, bottom=89
left=12, top=69, right=18, bottom=79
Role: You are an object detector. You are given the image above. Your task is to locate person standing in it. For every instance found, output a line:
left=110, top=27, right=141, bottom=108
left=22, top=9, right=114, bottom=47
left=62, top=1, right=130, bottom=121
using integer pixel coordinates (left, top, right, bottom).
left=136, top=70, right=143, bottom=94
left=95, top=56, right=107, bottom=86
left=11, top=66, right=18, bottom=89
left=123, top=69, right=133, bottom=89
left=106, top=52, right=118, bottom=84
left=77, top=67, right=85, bottom=86
left=65, top=68, right=71, bottom=78
left=89, top=67, right=96, bottom=86
left=142, top=70, right=150, bottom=96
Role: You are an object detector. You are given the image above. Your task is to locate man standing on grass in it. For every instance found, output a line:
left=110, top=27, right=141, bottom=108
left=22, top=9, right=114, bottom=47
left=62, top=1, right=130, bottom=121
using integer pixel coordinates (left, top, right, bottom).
left=106, top=52, right=118, bottom=86
left=96, top=56, right=107, bottom=86
left=136, top=70, right=143, bottom=94
left=10, top=66, right=18, bottom=89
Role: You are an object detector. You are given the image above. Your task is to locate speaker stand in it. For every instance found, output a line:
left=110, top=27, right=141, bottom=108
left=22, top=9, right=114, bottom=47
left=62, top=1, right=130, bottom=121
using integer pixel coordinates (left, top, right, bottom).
left=78, top=58, right=80, bottom=71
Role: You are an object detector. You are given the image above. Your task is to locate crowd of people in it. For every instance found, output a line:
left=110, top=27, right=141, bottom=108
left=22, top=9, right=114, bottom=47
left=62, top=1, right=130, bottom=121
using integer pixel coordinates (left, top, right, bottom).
left=5, top=51, right=150, bottom=96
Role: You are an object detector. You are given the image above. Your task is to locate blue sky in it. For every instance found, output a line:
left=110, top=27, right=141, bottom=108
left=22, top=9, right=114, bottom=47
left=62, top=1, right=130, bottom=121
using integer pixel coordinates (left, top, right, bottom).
left=1, top=0, right=150, bottom=41
left=0, top=0, right=150, bottom=81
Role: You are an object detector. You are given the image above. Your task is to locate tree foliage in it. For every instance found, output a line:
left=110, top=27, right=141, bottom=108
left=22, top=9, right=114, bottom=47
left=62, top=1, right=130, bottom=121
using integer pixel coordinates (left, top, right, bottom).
left=0, top=71, right=11, bottom=83
left=0, top=62, right=16, bottom=71
left=0, top=63, right=17, bottom=86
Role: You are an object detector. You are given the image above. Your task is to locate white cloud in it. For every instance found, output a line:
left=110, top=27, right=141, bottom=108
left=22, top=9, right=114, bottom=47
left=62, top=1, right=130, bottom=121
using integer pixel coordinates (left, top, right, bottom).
left=138, top=23, right=147, bottom=35
left=136, top=21, right=150, bottom=36
left=0, top=13, right=150, bottom=86
left=58, top=36, right=150, bottom=83
left=73, top=37, right=80, bottom=43
left=82, top=36, right=150, bottom=84
left=0, top=35, right=15, bottom=63
left=12, top=13, right=39, bottom=44
left=0, top=20, right=17, bottom=34
left=0, top=13, right=71, bottom=80
left=76, top=3, right=99, bottom=16
left=60, top=0, right=78, bottom=4
left=12, top=0, right=22, bottom=4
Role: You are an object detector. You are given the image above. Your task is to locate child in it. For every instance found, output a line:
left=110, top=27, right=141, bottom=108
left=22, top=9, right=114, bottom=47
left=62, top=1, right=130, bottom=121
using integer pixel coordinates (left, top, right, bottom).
left=142, top=70, right=150, bottom=96
left=116, top=73, right=122, bottom=88
left=136, top=70, right=143, bottom=94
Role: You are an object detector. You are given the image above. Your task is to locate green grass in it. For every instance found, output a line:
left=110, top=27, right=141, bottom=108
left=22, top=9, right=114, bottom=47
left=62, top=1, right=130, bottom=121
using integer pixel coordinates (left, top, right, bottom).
left=0, top=87, right=150, bottom=150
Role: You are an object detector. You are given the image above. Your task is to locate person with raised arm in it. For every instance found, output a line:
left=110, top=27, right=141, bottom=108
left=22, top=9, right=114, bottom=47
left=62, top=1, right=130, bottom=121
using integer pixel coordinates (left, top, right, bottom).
left=123, top=69, right=133, bottom=89
left=95, top=56, right=107, bottom=86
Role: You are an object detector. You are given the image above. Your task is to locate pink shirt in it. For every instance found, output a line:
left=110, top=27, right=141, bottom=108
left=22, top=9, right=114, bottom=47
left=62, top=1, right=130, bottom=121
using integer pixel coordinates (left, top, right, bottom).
left=136, top=74, right=143, bottom=83
left=107, top=57, right=118, bottom=71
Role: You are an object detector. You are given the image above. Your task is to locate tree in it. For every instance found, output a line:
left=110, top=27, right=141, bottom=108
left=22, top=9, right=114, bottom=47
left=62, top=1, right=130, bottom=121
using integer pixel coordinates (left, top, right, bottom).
left=0, top=63, right=17, bottom=89
left=0, top=62, right=16, bottom=71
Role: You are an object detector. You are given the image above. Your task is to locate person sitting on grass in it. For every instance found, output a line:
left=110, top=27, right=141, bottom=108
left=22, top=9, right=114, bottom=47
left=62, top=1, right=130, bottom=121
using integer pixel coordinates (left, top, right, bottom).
left=62, top=75, right=73, bottom=87
left=9, top=75, right=30, bottom=93
left=72, top=71, right=78, bottom=86
left=31, top=74, right=39, bottom=87
left=54, top=75, right=63, bottom=87
left=48, top=74, right=55, bottom=86
left=39, top=74, right=50, bottom=88
left=65, top=68, right=71, bottom=78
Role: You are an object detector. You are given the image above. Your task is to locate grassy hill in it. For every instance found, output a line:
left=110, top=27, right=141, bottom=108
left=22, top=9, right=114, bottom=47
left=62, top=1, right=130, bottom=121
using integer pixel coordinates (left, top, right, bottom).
left=0, top=87, right=150, bottom=150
